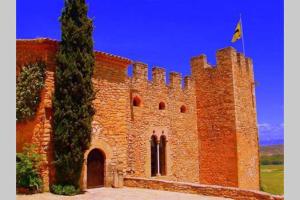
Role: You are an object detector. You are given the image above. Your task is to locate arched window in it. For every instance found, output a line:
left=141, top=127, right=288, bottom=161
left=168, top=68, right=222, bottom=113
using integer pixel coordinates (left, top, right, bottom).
left=159, top=102, right=165, bottom=110
left=180, top=105, right=187, bottom=113
left=150, top=135, right=158, bottom=176
left=133, top=96, right=141, bottom=107
left=159, top=135, right=167, bottom=175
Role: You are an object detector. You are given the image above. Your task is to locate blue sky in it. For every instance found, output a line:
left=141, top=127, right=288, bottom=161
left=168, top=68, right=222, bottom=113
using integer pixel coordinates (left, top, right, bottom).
left=17, top=0, right=284, bottom=145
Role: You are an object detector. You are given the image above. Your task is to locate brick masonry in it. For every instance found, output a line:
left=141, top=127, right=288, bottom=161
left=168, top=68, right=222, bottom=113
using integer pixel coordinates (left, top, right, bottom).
left=16, top=38, right=260, bottom=194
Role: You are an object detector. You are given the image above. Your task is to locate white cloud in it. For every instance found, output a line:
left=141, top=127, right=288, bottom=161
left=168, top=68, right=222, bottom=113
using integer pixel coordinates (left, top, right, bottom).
left=258, top=122, right=284, bottom=143
left=258, top=123, right=272, bottom=131
left=258, top=122, right=284, bottom=133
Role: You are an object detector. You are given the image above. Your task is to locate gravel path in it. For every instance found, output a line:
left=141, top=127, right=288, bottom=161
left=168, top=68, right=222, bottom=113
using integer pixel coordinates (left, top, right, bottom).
left=17, top=187, right=232, bottom=200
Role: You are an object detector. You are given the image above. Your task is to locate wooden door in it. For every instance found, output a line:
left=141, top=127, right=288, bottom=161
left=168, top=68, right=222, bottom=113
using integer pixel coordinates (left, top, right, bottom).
left=87, top=149, right=105, bottom=188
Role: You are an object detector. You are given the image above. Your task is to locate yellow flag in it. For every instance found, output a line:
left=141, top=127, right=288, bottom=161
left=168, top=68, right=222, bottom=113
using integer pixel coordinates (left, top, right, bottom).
left=231, top=20, right=242, bottom=43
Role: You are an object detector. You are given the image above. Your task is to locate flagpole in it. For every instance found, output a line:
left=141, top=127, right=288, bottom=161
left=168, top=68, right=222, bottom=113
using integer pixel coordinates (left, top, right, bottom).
left=240, top=13, right=246, bottom=56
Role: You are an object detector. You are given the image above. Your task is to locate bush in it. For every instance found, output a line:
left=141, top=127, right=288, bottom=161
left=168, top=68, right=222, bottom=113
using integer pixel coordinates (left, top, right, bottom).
left=16, top=60, right=46, bottom=121
left=16, top=144, right=43, bottom=193
left=261, top=159, right=270, bottom=165
left=51, top=184, right=80, bottom=196
left=260, top=154, right=284, bottom=165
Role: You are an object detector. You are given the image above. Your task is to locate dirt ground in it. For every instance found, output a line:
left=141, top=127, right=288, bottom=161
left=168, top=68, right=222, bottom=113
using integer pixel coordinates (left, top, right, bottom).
left=16, top=187, right=232, bottom=200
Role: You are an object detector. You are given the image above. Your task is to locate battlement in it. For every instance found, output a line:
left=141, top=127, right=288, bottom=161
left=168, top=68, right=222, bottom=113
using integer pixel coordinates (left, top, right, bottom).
left=191, top=55, right=214, bottom=69
left=133, top=62, right=148, bottom=81
left=191, top=47, right=253, bottom=77
left=183, top=76, right=193, bottom=90
left=169, top=72, right=182, bottom=89
left=236, top=52, right=253, bottom=73
left=131, top=61, right=193, bottom=90
left=152, top=67, right=166, bottom=85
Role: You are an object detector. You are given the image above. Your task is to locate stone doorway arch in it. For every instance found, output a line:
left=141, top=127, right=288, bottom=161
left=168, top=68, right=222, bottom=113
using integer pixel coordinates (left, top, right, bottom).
left=87, top=148, right=105, bottom=188
left=81, top=140, right=113, bottom=190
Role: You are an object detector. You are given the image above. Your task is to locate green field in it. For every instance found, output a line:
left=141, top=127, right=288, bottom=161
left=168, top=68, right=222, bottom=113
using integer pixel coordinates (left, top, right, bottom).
left=260, top=164, right=284, bottom=195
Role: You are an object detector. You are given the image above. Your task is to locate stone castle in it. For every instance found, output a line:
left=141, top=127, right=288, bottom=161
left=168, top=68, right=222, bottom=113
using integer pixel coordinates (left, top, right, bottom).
left=16, top=38, right=260, bottom=192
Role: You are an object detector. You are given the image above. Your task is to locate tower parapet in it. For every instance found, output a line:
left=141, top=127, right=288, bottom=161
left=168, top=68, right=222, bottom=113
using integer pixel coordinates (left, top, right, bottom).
left=191, top=47, right=254, bottom=78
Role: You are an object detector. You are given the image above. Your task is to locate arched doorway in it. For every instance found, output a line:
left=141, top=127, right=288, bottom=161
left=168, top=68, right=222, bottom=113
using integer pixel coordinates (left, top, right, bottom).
left=87, top=149, right=105, bottom=188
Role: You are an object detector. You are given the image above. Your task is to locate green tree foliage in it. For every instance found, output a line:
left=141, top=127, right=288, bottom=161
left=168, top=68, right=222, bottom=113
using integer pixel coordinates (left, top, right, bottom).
left=16, top=61, right=46, bottom=121
left=53, top=0, right=95, bottom=190
left=16, top=144, right=43, bottom=192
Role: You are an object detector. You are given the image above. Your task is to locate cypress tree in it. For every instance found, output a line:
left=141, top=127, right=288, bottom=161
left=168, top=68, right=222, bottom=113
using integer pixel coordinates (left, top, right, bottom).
left=53, top=0, right=95, bottom=188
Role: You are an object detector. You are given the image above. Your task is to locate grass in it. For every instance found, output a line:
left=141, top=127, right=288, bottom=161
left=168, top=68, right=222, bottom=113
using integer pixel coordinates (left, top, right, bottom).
left=260, top=164, right=284, bottom=195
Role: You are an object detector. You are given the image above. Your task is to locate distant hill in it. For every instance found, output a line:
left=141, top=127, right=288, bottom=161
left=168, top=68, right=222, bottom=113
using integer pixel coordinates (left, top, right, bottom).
left=260, top=144, right=284, bottom=156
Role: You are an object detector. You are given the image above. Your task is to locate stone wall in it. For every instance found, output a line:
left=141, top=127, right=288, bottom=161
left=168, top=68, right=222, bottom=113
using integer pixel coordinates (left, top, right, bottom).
left=80, top=53, right=132, bottom=188
left=16, top=38, right=133, bottom=190
left=233, top=52, right=260, bottom=189
left=16, top=38, right=58, bottom=191
left=124, top=177, right=284, bottom=200
left=127, top=63, right=199, bottom=183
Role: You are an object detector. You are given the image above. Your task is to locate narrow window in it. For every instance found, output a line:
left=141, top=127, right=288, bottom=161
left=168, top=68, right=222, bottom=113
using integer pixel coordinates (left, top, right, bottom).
left=133, top=96, right=141, bottom=107
left=180, top=105, right=187, bottom=113
left=159, top=135, right=167, bottom=175
left=151, top=135, right=158, bottom=176
left=159, top=102, right=165, bottom=110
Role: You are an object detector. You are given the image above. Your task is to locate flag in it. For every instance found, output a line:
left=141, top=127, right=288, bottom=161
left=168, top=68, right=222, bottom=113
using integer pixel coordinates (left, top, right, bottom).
left=231, top=20, right=242, bottom=43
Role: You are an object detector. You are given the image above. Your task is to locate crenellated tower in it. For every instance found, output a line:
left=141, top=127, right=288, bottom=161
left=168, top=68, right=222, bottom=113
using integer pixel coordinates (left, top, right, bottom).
left=191, top=47, right=259, bottom=190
